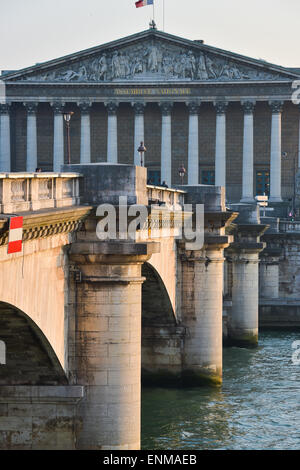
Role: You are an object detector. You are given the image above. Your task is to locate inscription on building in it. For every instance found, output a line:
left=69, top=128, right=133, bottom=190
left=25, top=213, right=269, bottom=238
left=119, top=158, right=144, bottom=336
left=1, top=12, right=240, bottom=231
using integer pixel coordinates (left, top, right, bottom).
left=114, top=88, right=191, bottom=96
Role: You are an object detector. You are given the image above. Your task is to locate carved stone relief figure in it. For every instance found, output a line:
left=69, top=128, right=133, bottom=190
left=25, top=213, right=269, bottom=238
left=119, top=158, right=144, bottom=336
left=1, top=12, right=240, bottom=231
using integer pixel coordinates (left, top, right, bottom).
left=147, top=45, right=162, bottom=73
left=119, top=52, right=131, bottom=79
left=188, top=51, right=197, bottom=79
left=131, top=56, right=144, bottom=76
left=162, top=55, right=173, bottom=76
left=111, top=52, right=121, bottom=79
left=98, top=54, right=108, bottom=81
left=19, top=39, right=288, bottom=83
left=197, top=53, right=208, bottom=80
left=173, top=54, right=183, bottom=78
left=206, top=56, right=217, bottom=79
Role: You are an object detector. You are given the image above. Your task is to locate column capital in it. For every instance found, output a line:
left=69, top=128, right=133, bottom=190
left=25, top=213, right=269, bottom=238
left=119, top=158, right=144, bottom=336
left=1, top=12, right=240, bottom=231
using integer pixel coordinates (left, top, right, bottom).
left=0, top=103, right=11, bottom=114
left=269, top=100, right=284, bottom=114
left=131, top=102, right=146, bottom=115
left=159, top=102, right=173, bottom=116
left=214, top=101, right=229, bottom=115
left=186, top=101, right=201, bottom=115
left=50, top=101, right=65, bottom=114
left=241, top=100, right=256, bottom=114
left=105, top=101, right=119, bottom=115
left=24, top=102, right=39, bottom=114
left=77, top=101, right=92, bottom=114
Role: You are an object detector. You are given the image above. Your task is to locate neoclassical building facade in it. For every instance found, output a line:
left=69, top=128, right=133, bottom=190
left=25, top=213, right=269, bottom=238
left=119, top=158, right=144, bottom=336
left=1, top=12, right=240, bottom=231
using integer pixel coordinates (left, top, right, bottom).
left=1, top=26, right=300, bottom=203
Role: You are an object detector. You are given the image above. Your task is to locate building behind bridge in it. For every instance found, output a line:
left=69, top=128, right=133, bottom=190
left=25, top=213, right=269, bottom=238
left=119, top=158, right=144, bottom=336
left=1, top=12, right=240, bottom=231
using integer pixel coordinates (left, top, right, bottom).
left=1, top=26, right=300, bottom=206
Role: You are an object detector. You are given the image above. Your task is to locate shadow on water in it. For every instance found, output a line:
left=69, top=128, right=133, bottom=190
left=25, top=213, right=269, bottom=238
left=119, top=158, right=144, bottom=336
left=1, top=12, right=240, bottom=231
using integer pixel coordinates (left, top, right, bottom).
left=141, top=331, right=300, bottom=450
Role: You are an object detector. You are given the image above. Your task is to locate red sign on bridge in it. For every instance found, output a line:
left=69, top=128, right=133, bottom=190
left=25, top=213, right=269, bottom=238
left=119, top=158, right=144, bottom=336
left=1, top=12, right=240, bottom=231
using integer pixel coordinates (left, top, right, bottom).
left=7, top=216, right=23, bottom=254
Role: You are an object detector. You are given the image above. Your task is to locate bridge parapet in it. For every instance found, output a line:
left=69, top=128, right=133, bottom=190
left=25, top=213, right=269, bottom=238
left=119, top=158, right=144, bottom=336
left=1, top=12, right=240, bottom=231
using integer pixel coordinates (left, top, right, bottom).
left=279, top=219, right=300, bottom=232
left=147, top=185, right=186, bottom=210
left=0, top=172, right=81, bottom=213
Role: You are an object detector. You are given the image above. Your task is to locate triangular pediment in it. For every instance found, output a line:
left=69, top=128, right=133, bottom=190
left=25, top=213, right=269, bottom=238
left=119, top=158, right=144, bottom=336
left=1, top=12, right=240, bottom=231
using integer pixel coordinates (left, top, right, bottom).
left=3, top=29, right=299, bottom=83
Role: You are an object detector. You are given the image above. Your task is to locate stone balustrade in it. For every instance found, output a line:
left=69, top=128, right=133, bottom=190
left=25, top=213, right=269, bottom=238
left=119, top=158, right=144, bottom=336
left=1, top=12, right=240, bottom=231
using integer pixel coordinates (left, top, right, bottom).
left=147, top=184, right=186, bottom=210
left=0, top=173, right=81, bottom=213
left=279, top=220, right=300, bottom=232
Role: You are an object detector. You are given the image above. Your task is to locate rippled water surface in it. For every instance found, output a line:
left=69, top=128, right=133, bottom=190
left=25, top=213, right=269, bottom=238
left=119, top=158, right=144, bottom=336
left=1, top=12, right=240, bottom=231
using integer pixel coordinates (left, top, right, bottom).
left=141, top=331, right=300, bottom=450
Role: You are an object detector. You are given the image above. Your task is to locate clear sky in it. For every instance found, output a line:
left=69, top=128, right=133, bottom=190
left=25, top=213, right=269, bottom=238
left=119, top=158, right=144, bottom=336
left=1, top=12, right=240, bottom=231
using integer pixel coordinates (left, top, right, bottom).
left=1, top=0, right=299, bottom=72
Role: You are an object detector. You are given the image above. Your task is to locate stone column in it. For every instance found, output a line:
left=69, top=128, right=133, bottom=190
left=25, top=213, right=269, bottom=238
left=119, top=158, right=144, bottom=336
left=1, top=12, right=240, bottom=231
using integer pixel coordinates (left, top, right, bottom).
left=269, top=101, right=284, bottom=202
left=70, top=241, right=155, bottom=450
left=24, top=102, right=38, bottom=172
left=51, top=102, right=65, bottom=172
left=132, top=102, right=146, bottom=166
left=227, top=225, right=266, bottom=347
left=159, top=102, right=173, bottom=186
left=241, top=101, right=255, bottom=202
left=105, top=102, right=119, bottom=163
left=180, top=239, right=230, bottom=387
left=0, top=103, right=11, bottom=172
left=78, top=102, right=92, bottom=164
left=187, top=102, right=200, bottom=185
left=259, top=249, right=281, bottom=299
left=214, top=101, right=228, bottom=188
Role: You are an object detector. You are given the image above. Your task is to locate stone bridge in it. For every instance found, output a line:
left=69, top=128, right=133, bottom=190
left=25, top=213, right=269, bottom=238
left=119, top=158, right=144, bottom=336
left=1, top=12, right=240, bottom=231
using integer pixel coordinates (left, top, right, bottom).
left=0, top=163, right=295, bottom=450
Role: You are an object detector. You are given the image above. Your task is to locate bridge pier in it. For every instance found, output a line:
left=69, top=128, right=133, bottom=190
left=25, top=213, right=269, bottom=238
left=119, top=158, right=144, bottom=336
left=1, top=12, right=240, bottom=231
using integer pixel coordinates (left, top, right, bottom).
left=180, top=242, right=229, bottom=386
left=226, top=205, right=267, bottom=347
left=259, top=248, right=281, bottom=300
left=70, top=240, right=156, bottom=450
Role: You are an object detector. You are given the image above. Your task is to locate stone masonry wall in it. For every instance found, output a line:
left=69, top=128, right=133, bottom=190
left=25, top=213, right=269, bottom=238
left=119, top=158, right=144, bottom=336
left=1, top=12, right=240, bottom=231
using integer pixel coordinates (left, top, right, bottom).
left=0, top=386, right=83, bottom=450
left=279, top=236, right=300, bottom=298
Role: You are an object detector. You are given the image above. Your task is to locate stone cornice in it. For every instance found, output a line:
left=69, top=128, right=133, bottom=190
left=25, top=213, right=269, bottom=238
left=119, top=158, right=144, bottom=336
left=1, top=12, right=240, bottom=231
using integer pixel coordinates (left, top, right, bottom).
left=0, top=206, right=92, bottom=247
left=70, top=240, right=160, bottom=266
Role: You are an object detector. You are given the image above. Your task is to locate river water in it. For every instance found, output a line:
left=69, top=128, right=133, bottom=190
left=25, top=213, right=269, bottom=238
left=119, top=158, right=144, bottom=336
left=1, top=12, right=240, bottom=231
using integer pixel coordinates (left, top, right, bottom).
left=141, top=331, right=300, bottom=450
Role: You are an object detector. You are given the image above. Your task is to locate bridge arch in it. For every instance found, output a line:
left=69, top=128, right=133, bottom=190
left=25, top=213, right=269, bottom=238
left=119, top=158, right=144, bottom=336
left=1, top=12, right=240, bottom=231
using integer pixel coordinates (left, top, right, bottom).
left=142, top=262, right=176, bottom=327
left=0, top=302, right=68, bottom=385
left=141, top=263, right=183, bottom=385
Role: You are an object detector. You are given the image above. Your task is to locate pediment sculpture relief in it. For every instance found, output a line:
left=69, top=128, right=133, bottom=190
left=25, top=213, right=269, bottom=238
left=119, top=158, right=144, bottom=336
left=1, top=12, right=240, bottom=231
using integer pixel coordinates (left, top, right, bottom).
left=20, top=40, right=281, bottom=83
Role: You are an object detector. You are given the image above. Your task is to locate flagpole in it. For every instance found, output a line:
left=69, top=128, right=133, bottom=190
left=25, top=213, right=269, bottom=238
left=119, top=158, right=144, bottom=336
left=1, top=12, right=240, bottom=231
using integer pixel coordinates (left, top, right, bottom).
left=163, top=0, right=165, bottom=31
left=153, top=1, right=155, bottom=22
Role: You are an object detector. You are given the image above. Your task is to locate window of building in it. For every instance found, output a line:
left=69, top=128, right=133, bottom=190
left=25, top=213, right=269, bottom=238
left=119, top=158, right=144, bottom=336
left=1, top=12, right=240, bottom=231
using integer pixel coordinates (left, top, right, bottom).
left=201, top=170, right=215, bottom=186
left=256, top=170, right=270, bottom=196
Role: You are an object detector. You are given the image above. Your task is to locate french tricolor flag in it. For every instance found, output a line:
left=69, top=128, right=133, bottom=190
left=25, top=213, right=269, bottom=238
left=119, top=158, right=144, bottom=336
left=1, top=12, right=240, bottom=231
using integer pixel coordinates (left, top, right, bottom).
left=135, top=0, right=153, bottom=8
left=7, top=216, right=23, bottom=254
